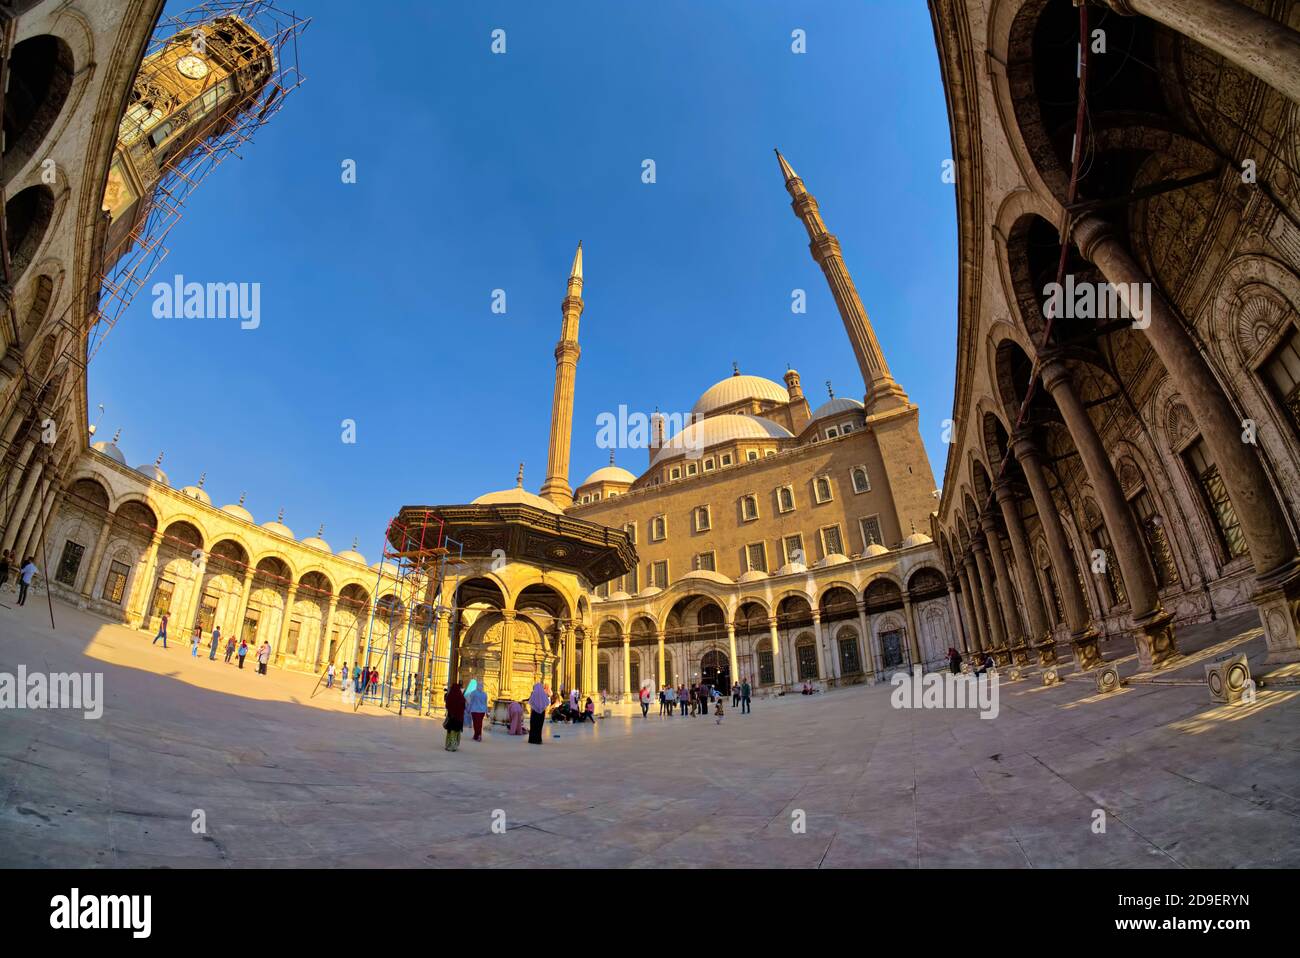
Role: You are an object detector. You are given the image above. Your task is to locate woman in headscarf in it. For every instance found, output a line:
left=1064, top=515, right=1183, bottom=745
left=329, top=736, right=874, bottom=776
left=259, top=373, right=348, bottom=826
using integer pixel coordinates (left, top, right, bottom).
left=443, top=682, right=466, bottom=752
left=467, top=680, right=489, bottom=741
left=527, top=682, right=549, bottom=745
left=507, top=698, right=526, bottom=735
left=948, top=647, right=962, bottom=675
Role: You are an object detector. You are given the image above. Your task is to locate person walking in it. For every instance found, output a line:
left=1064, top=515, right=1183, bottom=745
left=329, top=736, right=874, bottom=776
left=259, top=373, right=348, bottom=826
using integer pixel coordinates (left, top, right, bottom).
left=208, top=625, right=221, bottom=661
left=152, top=612, right=169, bottom=648
left=527, top=682, right=549, bottom=745
left=678, top=684, right=688, bottom=716
left=353, top=663, right=363, bottom=693
left=665, top=683, right=677, bottom=716
left=658, top=686, right=667, bottom=717
left=224, top=634, right=236, bottom=663
left=368, top=666, right=379, bottom=695
left=467, top=681, right=489, bottom=742
left=443, top=682, right=466, bottom=752
left=741, top=678, right=752, bottom=715
left=236, top=638, right=248, bottom=669
left=17, top=556, right=38, bottom=606
left=714, top=696, right=725, bottom=725
left=638, top=684, right=651, bottom=718
left=732, top=682, right=741, bottom=708
left=326, top=662, right=335, bottom=689
left=257, top=641, right=270, bottom=675
left=190, top=626, right=201, bottom=657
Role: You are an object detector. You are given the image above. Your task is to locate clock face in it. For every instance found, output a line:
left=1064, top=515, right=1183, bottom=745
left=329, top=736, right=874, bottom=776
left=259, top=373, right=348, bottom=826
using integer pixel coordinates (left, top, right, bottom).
left=176, top=55, right=209, bottom=80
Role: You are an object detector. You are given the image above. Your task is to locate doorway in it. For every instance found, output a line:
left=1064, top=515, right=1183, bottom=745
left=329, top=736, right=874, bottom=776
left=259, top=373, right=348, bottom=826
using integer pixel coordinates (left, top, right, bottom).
left=700, top=649, right=730, bottom=695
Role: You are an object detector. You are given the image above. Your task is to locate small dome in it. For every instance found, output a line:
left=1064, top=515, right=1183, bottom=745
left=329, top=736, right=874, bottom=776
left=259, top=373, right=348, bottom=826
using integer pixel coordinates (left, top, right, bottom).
left=221, top=503, right=254, bottom=523
left=262, top=519, right=295, bottom=539
left=815, top=553, right=850, bottom=568
left=738, top=569, right=769, bottom=583
left=862, top=543, right=889, bottom=557
left=338, top=546, right=368, bottom=565
left=681, top=569, right=735, bottom=586
left=637, top=586, right=663, bottom=598
left=606, top=590, right=632, bottom=601
left=652, top=414, right=792, bottom=466
left=900, top=532, right=933, bottom=549
left=471, top=487, right=563, bottom=514
left=301, top=534, right=332, bottom=553
left=776, top=561, right=808, bottom=577
left=693, top=374, right=790, bottom=415
left=809, top=396, right=864, bottom=423
left=580, top=464, right=637, bottom=487
left=91, top=440, right=126, bottom=465
left=180, top=484, right=211, bottom=506
left=134, top=463, right=169, bottom=486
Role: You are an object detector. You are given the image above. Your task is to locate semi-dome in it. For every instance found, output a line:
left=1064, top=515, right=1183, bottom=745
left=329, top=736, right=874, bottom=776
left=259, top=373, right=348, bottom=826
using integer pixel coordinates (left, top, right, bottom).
left=471, top=487, right=563, bottom=514
left=809, top=396, right=864, bottom=423
left=91, top=440, right=126, bottom=464
left=900, top=532, right=933, bottom=549
left=693, top=373, right=790, bottom=415
left=680, top=569, right=735, bottom=586
left=652, top=414, right=792, bottom=466
left=580, top=464, right=636, bottom=487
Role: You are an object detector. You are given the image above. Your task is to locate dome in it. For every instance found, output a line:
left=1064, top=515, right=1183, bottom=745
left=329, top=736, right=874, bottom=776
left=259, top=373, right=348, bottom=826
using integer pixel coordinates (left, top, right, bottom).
left=776, top=561, right=808, bottom=577
left=580, top=464, right=636, bottom=487
left=693, top=374, right=790, bottom=415
left=809, top=396, right=864, bottom=423
left=180, top=484, right=211, bottom=506
left=606, top=590, right=632, bottom=601
left=338, top=545, right=368, bottom=565
left=815, top=553, right=850, bottom=568
left=738, top=569, right=769, bottom=583
left=134, top=463, right=169, bottom=486
left=900, top=532, right=933, bottom=549
left=301, top=534, right=332, bottom=553
left=652, top=414, right=792, bottom=466
left=91, top=440, right=126, bottom=465
left=681, top=569, right=735, bottom=586
left=261, top=519, right=295, bottom=539
left=637, top=586, right=663, bottom=598
left=862, top=543, right=889, bottom=557
left=221, top=503, right=254, bottom=523
left=471, top=487, right=563, bottom=514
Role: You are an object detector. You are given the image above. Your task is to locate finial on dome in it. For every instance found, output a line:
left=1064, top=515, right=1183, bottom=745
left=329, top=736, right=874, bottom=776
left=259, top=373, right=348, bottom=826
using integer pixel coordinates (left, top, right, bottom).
left=910, top=519, right=916, bottom=534
left=352, top=536, right=359, bottom=550
left=197, top=472, right=206, bottom=488
left=826, top=380, right=835, bottom=399
left=732, top=361, right=740, bottom=377
left=317, top=523, right=325, bottom=538
left=238, top=491, right=246, bottom=505
left=112, top=428, right=122, bottom=443
left=516, top=462, right=525, bottom=488
left=609, top=450, right=615, bottom=466
left=277, top=507, right=285, bottom=523
left=154, top=451, right=164, bottom=467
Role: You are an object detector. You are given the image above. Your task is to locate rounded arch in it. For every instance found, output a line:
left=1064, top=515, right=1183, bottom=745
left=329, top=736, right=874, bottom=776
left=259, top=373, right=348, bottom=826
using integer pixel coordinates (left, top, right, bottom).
left=65, top=476, right=110, bottom=513
left=251, top=549, right=297, bottom=582
left=455, top=575, right=507, bottom=611
left=160, top=519, right=204, bottom=552
left=298, top=569, right=335, bottom=600
left=2, top=33, right=75, bottom=180
left=907, top=565, right=948, bottom=600
left=5, top=184, right=56, bottom=282
left=515, top=582, right=572, bottom=623
left=111, top=499, right=158, bottom=540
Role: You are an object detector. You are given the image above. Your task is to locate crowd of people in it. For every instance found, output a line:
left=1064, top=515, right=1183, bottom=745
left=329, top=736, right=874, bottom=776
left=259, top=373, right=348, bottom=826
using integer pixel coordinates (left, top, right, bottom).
left=641, top=679, right=752, bottom=721
left=147, top=611, right=272, bottom=674
left=0, top=550, right=41, bottom=606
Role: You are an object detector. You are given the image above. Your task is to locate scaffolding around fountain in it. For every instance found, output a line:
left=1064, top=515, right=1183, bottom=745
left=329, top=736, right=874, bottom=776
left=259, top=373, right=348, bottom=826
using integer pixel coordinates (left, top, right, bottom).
left=356, top=509, right=464, bottom=715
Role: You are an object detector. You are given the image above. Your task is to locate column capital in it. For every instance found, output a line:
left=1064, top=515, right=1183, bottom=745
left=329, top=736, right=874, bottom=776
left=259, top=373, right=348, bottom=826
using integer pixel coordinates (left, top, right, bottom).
left=1071, top=214, right=1121, bottom=263
left=993, top=478, right=1019, bottom=505
left=810, top=610, right=821, bottom=623
left=1036, top=353, right=1073, bottom=394
left=501, top=608, right=517, bottom=622
left=767, top=616, right=780, bottom=629
left=979, top=512, right=1002, bottom=539
left=1010, top=429, right=1041, bottom=465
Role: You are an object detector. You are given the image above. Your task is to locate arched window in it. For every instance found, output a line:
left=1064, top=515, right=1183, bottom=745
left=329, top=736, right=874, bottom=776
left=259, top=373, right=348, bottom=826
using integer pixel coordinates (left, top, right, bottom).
left=3, top=35, right=75, bottom=177
left=851, top=466, right=870, bottom=494
left=1181, top=438, right=1247, bottom=561
left=814, top=476, right=833, bottom=503
left=778, top=485, right=795, bottom=512
left=1261, top=324, right=1300, bottom=438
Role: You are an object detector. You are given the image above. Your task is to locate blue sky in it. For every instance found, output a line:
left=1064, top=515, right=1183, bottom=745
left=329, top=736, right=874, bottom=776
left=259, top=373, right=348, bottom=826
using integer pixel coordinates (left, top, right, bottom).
left=90, top=0, right=958, bottom=559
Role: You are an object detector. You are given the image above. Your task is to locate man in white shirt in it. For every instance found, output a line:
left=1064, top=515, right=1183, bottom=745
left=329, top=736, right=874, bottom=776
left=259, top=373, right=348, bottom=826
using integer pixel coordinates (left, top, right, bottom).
left=17, top=557, right=38, bottom=606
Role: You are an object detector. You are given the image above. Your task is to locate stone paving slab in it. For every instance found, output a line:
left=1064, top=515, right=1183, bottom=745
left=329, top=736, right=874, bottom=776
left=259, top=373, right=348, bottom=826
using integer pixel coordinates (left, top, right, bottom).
left=1, top=598, right=1298, bottom=867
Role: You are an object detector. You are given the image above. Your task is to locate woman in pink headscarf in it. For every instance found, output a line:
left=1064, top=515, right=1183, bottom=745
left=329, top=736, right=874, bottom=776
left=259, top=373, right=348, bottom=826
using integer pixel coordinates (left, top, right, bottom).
left=507, top=698, right=526, bottom=735
left=527, top=682, right=549, bottom=745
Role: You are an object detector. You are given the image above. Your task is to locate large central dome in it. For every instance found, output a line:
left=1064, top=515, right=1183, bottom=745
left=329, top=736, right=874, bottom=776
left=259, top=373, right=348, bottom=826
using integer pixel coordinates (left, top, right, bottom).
left=692, top=373, right=790, bottom=415
left=653, top=414, right=793, bottom=465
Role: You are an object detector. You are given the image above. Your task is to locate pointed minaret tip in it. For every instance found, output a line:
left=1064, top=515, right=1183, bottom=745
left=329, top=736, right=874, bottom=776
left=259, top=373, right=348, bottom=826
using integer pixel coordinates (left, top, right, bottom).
left=516, top=462, right=525, bottom=488
left=774, top=148, right=797, bottom=182
left=570, top=242, right=583, bottom=281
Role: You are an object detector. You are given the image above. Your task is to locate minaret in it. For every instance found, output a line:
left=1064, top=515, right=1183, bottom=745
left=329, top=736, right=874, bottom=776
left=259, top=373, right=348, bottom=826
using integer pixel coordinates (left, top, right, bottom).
left=540, top=243, right=583, bottom=507
left=776, top=149, right=909, bottom=413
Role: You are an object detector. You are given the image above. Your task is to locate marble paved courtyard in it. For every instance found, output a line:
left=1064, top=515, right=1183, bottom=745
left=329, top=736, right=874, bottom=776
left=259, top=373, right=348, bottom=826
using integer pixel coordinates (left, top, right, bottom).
left=2, top=594, right=1299, bottom=868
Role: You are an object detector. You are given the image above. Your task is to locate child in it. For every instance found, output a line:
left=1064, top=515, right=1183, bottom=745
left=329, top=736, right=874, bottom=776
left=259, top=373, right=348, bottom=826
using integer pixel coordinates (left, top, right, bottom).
left=714, top=697, right=725, bottom=724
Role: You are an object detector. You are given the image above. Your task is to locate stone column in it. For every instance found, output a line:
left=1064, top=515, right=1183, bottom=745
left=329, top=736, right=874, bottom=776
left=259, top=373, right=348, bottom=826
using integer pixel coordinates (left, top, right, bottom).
left=274, top=584, right=297, bottom=665
left=856, top=601, right=877, bottom=677
left=562, top=623, right=575, bottom=692
left=316, top=596, right=338, bottom=669
left=232, top=567, right=256, bottom=641
left=1012, top=431, right=1102, bottom=669
left=127, top=533, right=163, bottom=627
left=657, top=629, right=666, bottom=689
left=2, top=454, right=43, bottom=552
left=944, top=577, right=967, bottom=655
left=995, top=480, right=1053, bottom=663
left=726, top=622, right=738, bottom=684
left=499, top=609, right=516, bottom=700
left=78, top=518, right=115, bottom=600
left=767, top=617, right=784, bottom=689
left=0, top=437, right=36, bottom=534
left=1075, top=214, right=1300, bottom=663
left=971, top=538, right=1007, bottom=659
left=431, top=608, right=449, bottom=696
left=15, top=477, right=56, bottom=568
left=981, top=515, right=1027, bottom=665
left=959, top=557, right=987, bottom=653
left=1040, top=357, right=1176, bottom=670
left=902, top=593, right=923, bottom=669
left=1101, top=0, right=1300, bottom=106
left=622, top=636, right=631, bottom=700
left=582, top=628, right=594, bottom=696
left=810, top=611, right=827, bottom=681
